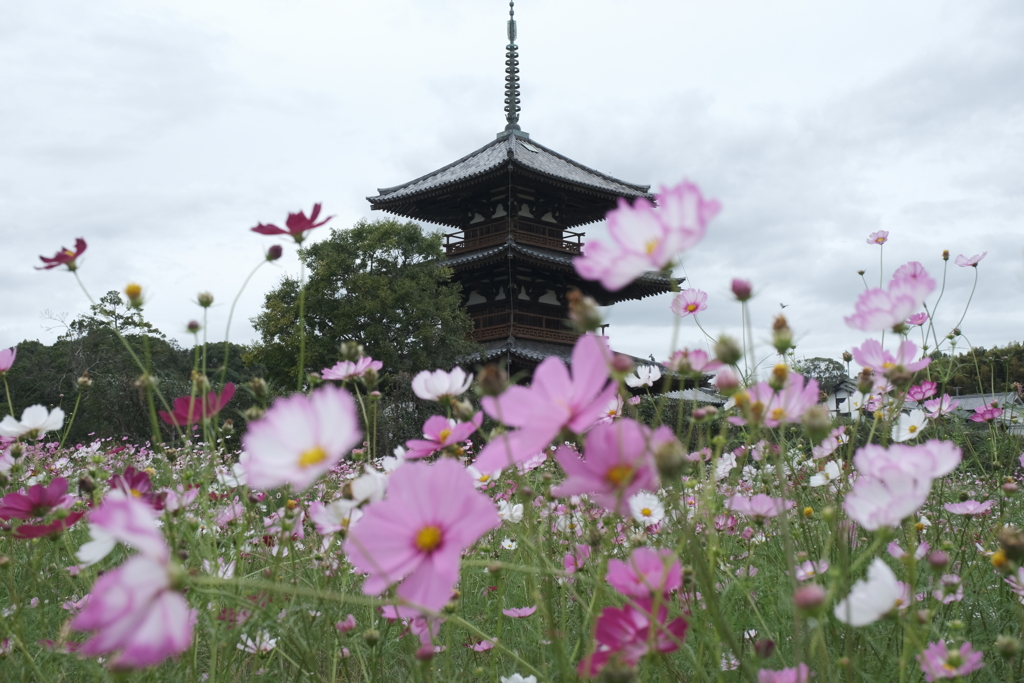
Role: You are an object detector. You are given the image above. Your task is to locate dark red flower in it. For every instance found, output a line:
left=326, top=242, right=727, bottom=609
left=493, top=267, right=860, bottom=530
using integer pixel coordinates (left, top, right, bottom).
left=0, top=478, right=71, bottom=520
left=251, top=204, right=333, bottom=243
left=107, top=467, right=165, bottom=510
left=37, top=238, right=87, bottom=271
left=159, top=383, right=235, bottom=427
left=14, top=510, right=85, bottom=539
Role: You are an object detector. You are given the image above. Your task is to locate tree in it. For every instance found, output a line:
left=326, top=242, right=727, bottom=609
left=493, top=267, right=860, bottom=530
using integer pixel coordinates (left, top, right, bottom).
left=63, top=290, right=166, bottom=338
left=792, top=356, right=849, bottom=395
left=248, top=219, right=478, bottom=387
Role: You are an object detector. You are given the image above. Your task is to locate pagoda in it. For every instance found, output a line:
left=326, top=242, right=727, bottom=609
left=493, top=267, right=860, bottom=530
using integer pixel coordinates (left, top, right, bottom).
left=368, top=2, right=673, bottom=373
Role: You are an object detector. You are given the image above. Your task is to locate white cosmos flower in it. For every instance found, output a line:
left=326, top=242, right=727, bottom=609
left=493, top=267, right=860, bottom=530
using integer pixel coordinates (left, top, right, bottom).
left=0, top=405, right=65, bottom=439
left=501, top=538, right=517, bottom=550
left=892, top=409, right=927, bottom=442
left=466, top=465, right=502, bottom=489
left=238, top=631, right=277, bottom=654
left=497, top=500, right=523, bottom=524
left=75, top=524, right=117, bottom=567
left=411, top=367, right=473, bottom=402
left=500, top=675, right=537, bottom=683
left=625, top=365, right=662, bottom=388
left=714, top=452, right=737, bottom=481
left=834, top=558, right=904, bottom=626
left=809, top=461, right=842, bottom=488
left=628, top=491, right=665, bottom=526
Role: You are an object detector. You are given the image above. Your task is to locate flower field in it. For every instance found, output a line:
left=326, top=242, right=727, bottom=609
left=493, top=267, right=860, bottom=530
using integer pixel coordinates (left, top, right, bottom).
left=1, top=186, right=1021, bottom=682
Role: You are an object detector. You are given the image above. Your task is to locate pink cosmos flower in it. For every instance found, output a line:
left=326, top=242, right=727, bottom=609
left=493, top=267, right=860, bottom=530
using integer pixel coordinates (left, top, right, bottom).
left=404, top=413, right=482, bottom=459
left=606, top=547, right=682, bottom=598
left=574, top=181, right=720, bottom=291
left=743, top=373, right=820, bottom=427
left=758, top=664, right=813, bottom=683
left=502, top=606, right=537, bottom=618
left=0, top=347, right=15, bottom=374
left=158, top=384, right=235, bottom=427
left=344, top=459, right=501, bottom=613
left=906, top=381, right=937, bottom=402
left=335, top=615, right=357, bottom=632
left=725, top=494, right=795, bottom=522
left=917, top=642, right=984, bottom=681
left=923, top=394, right=959, bottom=418
left=665, top=348, right=722, bottom=374
left=932, top=574, right=963, bottom=604
left=475, top=334, right=617, bottom=471
left=37, top=238, right=87, bottom=271
left=888, top=541, right=929, bottom=561
left=242, top=384, right=362, bottom=491
left=970, top=404, right=1003, bottom=422
left=77, top=491, right=168, bottom=565
left=906, top=312, right=928, bottom=326
left=943, top=499, right=993, bottom=515
left=578, top=600, right=688, bottom=677
left=867, top=230, right=889, bottom=245
left=851, top=339, right=930, bottom=374
left=845, top=263, right=935, bottom=331
left=954, top=252, right=987, bottom=268
left=853, top=440, right=962, bottom=481
left=891, top=261, right=935, bottom=301
left=564, top=544, right=591, bottom=574
left=322, top=357, right=383, bottom=382
left=596, top=394, right=624, bottom=424
left=669, top=288, right=708, bottom=318
left=795, top=560, right=829, bottom=581
left=109, top=467, right=165, bottom=510
left=251, top=203, right=333, bottom=243
left=550, top=419, right=664, bottom=515
left=411, top=367, right=473, bottom=402
left=0, top=477, right=72, bottom=520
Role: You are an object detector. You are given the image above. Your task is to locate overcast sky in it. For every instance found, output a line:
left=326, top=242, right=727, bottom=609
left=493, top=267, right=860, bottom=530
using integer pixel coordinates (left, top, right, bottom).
left=2, top=0, right=1021, bottom=375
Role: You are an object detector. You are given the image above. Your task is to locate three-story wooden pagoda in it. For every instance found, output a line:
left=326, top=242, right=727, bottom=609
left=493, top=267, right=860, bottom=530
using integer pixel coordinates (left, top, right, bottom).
left=368, top=2, right=673, bottom=373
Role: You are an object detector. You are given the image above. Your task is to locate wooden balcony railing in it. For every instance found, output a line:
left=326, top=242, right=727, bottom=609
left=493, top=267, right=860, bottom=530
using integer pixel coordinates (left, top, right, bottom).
left=445, top=219, right=584, bottom=256
left=470, top=311, right=579, bottom=345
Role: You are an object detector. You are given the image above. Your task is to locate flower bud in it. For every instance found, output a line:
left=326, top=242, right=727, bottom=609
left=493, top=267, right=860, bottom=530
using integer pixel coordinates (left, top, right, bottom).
left=244, top=406, right=266, bottom=421
left=415, top=644, right=434, bottom=662
left=191, top=371, right=211, bottom=393
left=731, top=278, right=753, bottom=302
left=610, top=354, right=635, bottom=377
left=842, top=350, right=853, bottom=363
left=772, top=315, right=793, bottom=354
left=596, top=658, right=638, bottom=683
left=714, top=335, right=742, bottom=366
left=713, top=367, right=740, bottom=396
left=248, top=377, right=268, bottom=401
left=691, top=406, right=718, bottom=422
left=197, top=291, right=214, bottom=308
left=653, top=437, right=687, bottom=479
left=927, top=551, right=949, bottom=570
left=566, top=288, right=602, bottom=333
left=477, top=364, right=509, bottom=396
left=221, top=419, right=234, bottom=436
left=362, top=367, right=379, bottom=389
left=135, top=373, right=159, bottom=390
left=338, top=341, right=364, bottom=361
left=451, top=398, right=476, bottom=422
left=856, top=368, right=875, bottom=395
left=996, top=635, right=1020, bottom=659
left=915, top=609, right=932, bottom=625
left=266, top=244, right=283, bottom=261
left=1003, top=482, right=1018, bottom=495
left=187, top=320, right=201, bottom=334
left=124, top=283, right=144, bottom=308
left=77, top=371, right=93, bottom=390
left=362, top=629, right=380, bottom=648
left=802, top=405, right=832, bottom=446
left=998, top=526, right=1024, bottom=562
left=857, top=270, right=865, bottom=276
left=793, top=584, right=826, bottom=612
left=754, top=639, right=775, bottom=659
left=768, top=363, right=788, bottom=391
left=78, top=475, right=95, bottom=494
left=942, top=249, right=949, bottom=261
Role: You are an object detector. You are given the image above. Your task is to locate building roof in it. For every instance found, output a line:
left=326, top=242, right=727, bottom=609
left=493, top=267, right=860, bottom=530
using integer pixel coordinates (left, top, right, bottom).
left=368, top=131, right=652, bottom=227
left=662, top=388, right=728, bottom=405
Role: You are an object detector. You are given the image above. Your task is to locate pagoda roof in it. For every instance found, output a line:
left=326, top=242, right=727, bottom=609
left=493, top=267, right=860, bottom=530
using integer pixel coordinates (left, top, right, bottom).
left=444, top=239, right=675, bottom=304
left=369, top=131, right=652, bottom=227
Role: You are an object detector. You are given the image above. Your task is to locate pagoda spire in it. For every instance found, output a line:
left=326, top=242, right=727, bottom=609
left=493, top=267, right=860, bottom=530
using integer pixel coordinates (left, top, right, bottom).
left=503, top=1, right=521, bottom=131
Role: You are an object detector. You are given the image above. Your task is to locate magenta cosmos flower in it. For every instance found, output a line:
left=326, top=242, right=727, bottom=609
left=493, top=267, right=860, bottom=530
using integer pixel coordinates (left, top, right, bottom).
left=158, top=384, right=235, bottom=427
left=411, top=367, right=473, bottom=402
left=37, top=238, right=87, bottom=271
left=475, top=334, right=617, bottom=471
left=251, top=203, right=333, bottom=243
left=0, top=347, right=15, bottom=374
left=322, top=356, right=383, bottom=382
left=970, top=404, right=1003, bottom=422
left=906, top=381, right=937, bottom=402
left=867, top=230, right=889, bottom=245
left=551, top=419, right=665, bottom=515
left=606, top=547, right=682, bottom=598
left=669, top=288, right=708, bottom=318
left=404, top=413, right=482, bottom=459
left=578, top=600, right=688, bottom=677
left=242, top=384, right=362, bottom=491
left=344, top=459, right=500, bottom=613
left=574, top=181, right=720, bottom=291
left=917, top=641, right=984, bottom=681
left=0, top=477, right=72, bottom=520
left=851, top=339, right=930, bottom=374
left=731, top=278, right=753, bottom=301
left=954, top=252, right=987, bottom=268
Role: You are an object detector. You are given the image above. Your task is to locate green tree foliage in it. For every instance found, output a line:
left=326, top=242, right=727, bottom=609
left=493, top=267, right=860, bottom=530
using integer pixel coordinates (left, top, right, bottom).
left=924, top=341, right=1024, bottom=395
left=248, top=218, right=478, bottom=387
left=792, top=356, right=849, bottom=395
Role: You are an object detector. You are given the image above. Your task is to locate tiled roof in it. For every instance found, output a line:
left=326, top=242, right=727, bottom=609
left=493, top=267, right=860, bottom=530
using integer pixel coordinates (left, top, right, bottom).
left=371, top=131, right=651, bottom=205
left=662, top=388, right=728, bottom=405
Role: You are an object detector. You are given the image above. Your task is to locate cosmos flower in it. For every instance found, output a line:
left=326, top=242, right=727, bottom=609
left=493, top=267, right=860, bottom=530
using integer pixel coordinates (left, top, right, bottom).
left=0, top=477, right=72, bottom=520
left=808, top=461, right=841, bottom=488
left=892, top=410, right=928, bottom=442
left=625, top=365, right=662, bottom=388
left=76, top=491, right=166, bottom=566
left=923, top=394, right=960, bottom=418
left=242, top=384, right=362, bottom=491
left=845, top=264, right=935, bottom=331
left=574, top=181, right=720, bottom=291
left=795, top=560, right=829, bottom=582
left=743, top=373, right=821, bottom=428
left=37, top=238, right=87, bottom=271
left=917, top=642, right=984, bottom=681
left=322, top=357, right=383, bottom=382
left=497, top=500, right=523, bottom=524
left=943, top=500, right=993, bottom=515
left=628, top=491, right=665, bottom=526
left=970, top=404, right=1003, bottom=423
left=906, top=312, right=928, bottom=326
left=158, top=384, right=235, bottom=427
left=954, top=252, right=987, bottom=268
left=251, top=203, right=333, bottom=243
left=550, top=419, right=664, bottom=515
left=411, top=367, right=473, bottom=402
left=758, top=664, right=813, bottom=683
left=725, top=494, right=795, bottom=522
left=404, top=413, right=482, bottom=459
left=833, top=558, right=904, bottom=626
left=344, top=459, right=501, bottom=613
left=578, top=600, right=688, bottom=677
left=502, top=607, right=537, bottom=618
left=670, top=288, right=708, bottom=318
left=596, top=394, right=624, bottom=424
left=0, top=405, right=65, bottom=440
left=606, top=547, right=682, bottom=598
left=665, top=348, right=722, bottom=374
left=867, top=230, right=889, bottom=245
left=0, top=347, right=15, bottom=374
left=852, top=339, right=931, bottom=375
left=906, top=381, right=937, bottom=402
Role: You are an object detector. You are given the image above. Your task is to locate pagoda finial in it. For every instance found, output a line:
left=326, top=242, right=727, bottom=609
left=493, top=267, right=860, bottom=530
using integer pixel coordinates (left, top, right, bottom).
left=504, top=1, right=521, bottom=131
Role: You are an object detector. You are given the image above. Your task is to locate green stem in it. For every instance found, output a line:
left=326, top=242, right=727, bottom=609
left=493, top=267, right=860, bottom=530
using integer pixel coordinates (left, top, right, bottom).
left=58, top=391, right=82, bottom=450
left=297, top=257, right=308, bottom=392
left=2, top=376, right=13, bottom=417
left=219, top=259, right=266, bottom=388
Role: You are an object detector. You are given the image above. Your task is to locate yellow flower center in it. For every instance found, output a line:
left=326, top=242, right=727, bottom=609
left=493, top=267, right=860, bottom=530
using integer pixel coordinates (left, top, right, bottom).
left=298, top=446, right=328, bottom=468
left=605, top=464, right=634, bottom=487
left=686, top=304, right=698, bottom=312
left=915, top=522, right=925, bottom=531
left=415, top=525, right=443, bottom=552
left=641, top=507, right=652, bottom=517
left=882, top=361, right=895, bottom=369
left=125, top=283, right=142, bottom=299
left=478, top=474, right=490, bottom=482
left=803, top=507, right=814, bottom=518
left=438, top=428, right=452, bottom=442
left=130, top=489, right=142, bottom=498
left=908, top=425, right=918, bottom=434
left=770, top=408, right=786, bottom=421
left=645, top=239, right=659, bottom=255
left=992, top=549, right=1008, bottom=567
left=63, top=249, right=75, bottom=257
